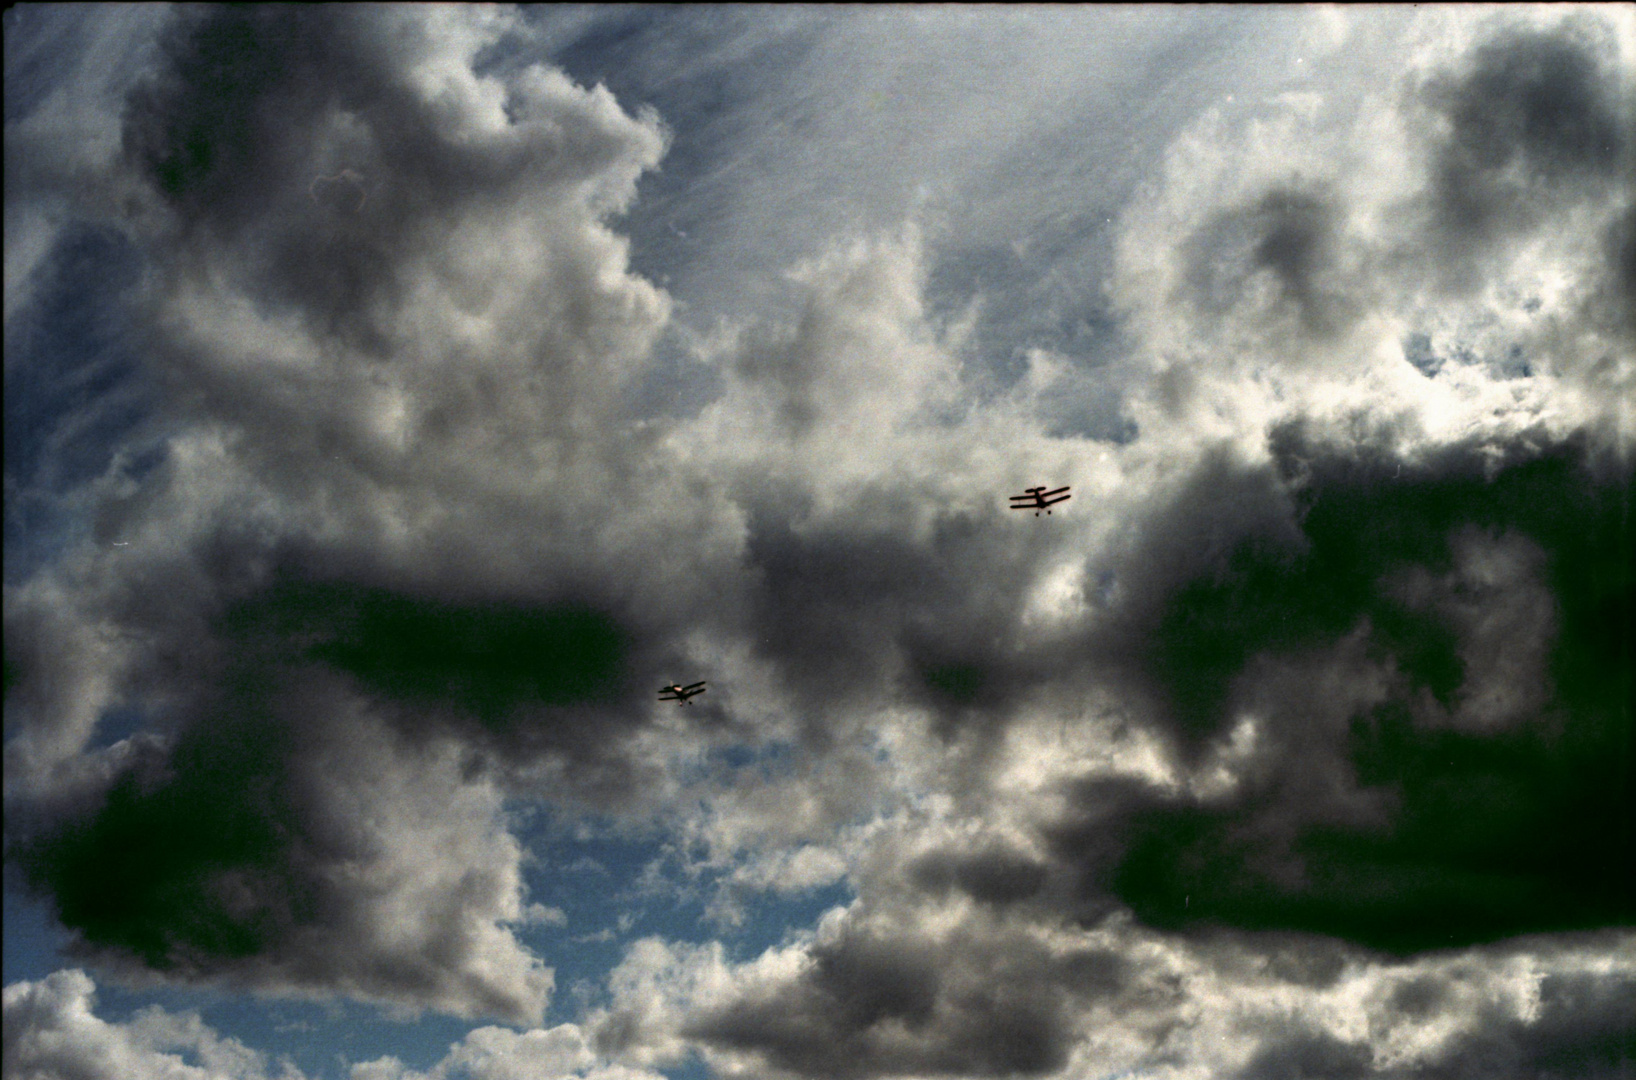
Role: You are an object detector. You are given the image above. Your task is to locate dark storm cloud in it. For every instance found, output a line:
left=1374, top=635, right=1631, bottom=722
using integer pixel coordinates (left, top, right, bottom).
left=737, top=492, right=1062, bottom=741
left=122, top=6, right=330, bottom=212
left=909, top=842, right=1049, bottom=906
left=687, top=925, right=1085, bottom=1079
left=739, top=505, right=932, bottom=709
left=225, top=575, right=630, bottom=746
left=1094, top=444, right=1307, bottom=745
left=13, top=0, right=679, bottom=763
left=118, top=4, right=411, bottom=344
left=17, top=686, right=307, bottom=973
left=1230, top=1030, right=1374, bottom=1080
left=1405, top=966, right=1636, bottom=1080
left=1421, top=21, right=1630, bottom=282
left=1051, top=436, right=1634, bottom=954
left=729, top=431, right=1313, bottom=768
left=8, top=6, right=1636, bottom=1074
left=10, top=586, right=562, bottom=1021
left=4, top=520, right=744, bottom=1017
left=4, top=1, right=680, bottom=1024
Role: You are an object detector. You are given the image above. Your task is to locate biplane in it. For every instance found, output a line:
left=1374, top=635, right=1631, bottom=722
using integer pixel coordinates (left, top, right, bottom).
left=658, top=681, right=707, bottom=705
left=1009, top=485, right=1071, bottom=515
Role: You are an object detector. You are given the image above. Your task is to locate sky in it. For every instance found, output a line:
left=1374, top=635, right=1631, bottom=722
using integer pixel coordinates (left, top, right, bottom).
left=3, top=4, right=1633, bottom=1079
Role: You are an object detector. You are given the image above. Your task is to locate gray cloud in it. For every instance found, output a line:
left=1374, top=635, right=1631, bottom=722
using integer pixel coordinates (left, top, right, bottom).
left=5, top=2, right=683, bottom=1025
left=14, top=663, right=556, bottom=1024
left=685, top=923, right=1087, bottom=1079
left=1231, top=1030, right=1375, bottom=1080
left=1421, top=20, right=1630, bottom=278
left=909, top=843, right=1049, bottom=907
left=1051, top=437, right=1635, bottom=955
left=1399, top=967, right=1636, bottom=1080
left=1587, top=202, right=1636, bottom=345
left=1183, top=187, right=1357, bottom=340
left=5, top=6, right=1634, bottom=1077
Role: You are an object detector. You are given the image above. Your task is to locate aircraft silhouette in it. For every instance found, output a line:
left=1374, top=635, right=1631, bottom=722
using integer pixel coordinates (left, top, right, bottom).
left=1009, top=485, right=1071, bottom=515
left=659, top=681, right=707, bottom=705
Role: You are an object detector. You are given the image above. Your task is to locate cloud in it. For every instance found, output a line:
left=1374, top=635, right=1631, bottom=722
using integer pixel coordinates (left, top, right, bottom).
left=650, top=9, right=1635, bottom=1074
left=666, top=906, right=1635, bottom=1080
left=2, top=968, right=663, bottom=1080
left=353, top=1021, right=667, bottom=1080
left=5, top=2, right=683, bottom=1025
left=4, top=5, right=1634, bottom=1077
left=3, top=4, right=170, bottom=327
left=1417, top=18, right=1631, bottom=274
left=685, top=921, right=1087, bottom=1079
left=1230, top=1031, right=1375, bottom=1080
left=1110, top=12, right=1634, bottom=447
left=16, top=680, right=555, bottom=1024
left=908, top=841, right=1049, bottom=907
left=1425, top=968, right=1636, bottom=1080
left=2, top=968, right=300, bottom=1080
left=1055, top=439, right=1634, bottom=955
left=1180, top=186, right=1359, bottom=341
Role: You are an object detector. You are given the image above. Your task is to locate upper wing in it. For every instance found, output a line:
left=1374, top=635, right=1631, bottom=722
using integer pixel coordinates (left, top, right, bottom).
left=1041, top=486, right=1071, bottom=498
left=683, top=682, right=707, bottom=692
left=1040, top=492, right=1072, bottom=507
